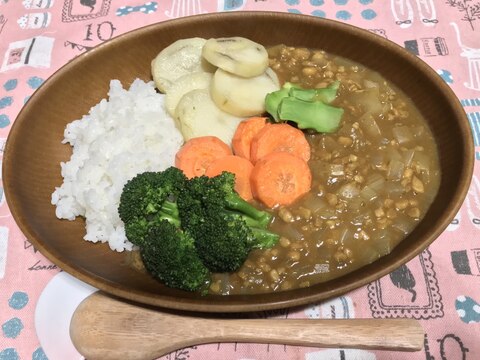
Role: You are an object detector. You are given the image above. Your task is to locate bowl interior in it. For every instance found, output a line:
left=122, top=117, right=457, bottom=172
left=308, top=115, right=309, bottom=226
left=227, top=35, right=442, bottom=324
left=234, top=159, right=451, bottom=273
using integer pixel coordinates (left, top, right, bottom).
left=3, top=12, right=473, bottom=312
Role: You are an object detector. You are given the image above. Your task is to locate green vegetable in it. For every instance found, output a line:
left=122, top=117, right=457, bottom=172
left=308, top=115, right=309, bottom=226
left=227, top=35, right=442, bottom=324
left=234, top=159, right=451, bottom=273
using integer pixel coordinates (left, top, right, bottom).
left=191, top=208, right=251, bottom=273
left=265, top=81, right=344, bottom=133
left=141, top=220, right=210, bottom=292
left=118, top=168, right=279, bottom=290
left=118, top=168, right=187, bottom=247
left=289, top=81, right=340, bottom=104
left=265, top=82, right=294, bottom=120
left=278, top=97, right=344, bottom=133
left=178, top=172, right=279, bottom=273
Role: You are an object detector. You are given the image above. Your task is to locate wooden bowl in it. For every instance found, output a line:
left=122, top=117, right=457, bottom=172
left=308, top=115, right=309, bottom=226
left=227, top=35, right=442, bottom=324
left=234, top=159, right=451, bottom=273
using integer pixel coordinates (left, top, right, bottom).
left=3, top=12, right=473, bottom=312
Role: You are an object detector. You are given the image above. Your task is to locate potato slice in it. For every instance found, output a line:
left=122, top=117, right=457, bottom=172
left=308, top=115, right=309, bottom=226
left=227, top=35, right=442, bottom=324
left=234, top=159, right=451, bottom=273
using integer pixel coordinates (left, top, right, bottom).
left=165, top=72, right=212, bottom=117
left=211, top=68, right=280, bottom=117
left=175, top=89, right=244, bottom=145
left=202, top=37, right=269, bottom=78
left=151, top=38, right=215, bottom=93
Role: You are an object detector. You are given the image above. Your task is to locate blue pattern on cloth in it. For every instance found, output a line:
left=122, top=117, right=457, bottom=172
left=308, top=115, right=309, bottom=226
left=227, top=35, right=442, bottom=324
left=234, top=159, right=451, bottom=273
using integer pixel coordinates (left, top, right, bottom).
left=2, top=318, right=24, bottom=339
left=312, top=9, right=326, bottom=17
left=437, top=69, right=454, bottom=84
left=0, top=349, right=19, bottom=360
left=3, top=79, right=17, bottom=91
left=0, top=96, right=12, bottom=109
left=361, top=9, right=376, bottom=20
left=336, top=10, right=352, bottom=20
left=0, top=114, right=10, bottom=128
left=117, top=2, right=158, bottom=16
left=27, top=76, right=44, bottom=89
left=456, top=295, right=480, bottom=323
left=222, top=0, right=244, bottom=11
left=461, top=98, right=480, bottom=106
left=32, top=348, right=48, bottom=360
left=8, top=292, right=29, bottom=310
left=467, top=112, right=480, bottom=146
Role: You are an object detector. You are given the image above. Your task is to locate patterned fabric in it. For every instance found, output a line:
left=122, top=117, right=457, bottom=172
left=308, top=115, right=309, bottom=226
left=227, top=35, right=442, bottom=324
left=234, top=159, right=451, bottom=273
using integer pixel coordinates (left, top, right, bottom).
left=0, top=0, right=480, bottom=359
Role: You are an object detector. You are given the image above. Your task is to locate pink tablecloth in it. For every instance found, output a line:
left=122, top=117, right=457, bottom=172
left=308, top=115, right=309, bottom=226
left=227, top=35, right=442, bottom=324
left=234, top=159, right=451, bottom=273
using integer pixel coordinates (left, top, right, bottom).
left=1, top=1, right=480, bottom=359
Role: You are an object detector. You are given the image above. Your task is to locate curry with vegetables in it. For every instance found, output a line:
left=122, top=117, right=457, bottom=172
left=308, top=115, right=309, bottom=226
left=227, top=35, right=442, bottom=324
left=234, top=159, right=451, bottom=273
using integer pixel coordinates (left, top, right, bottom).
left=125, top=40, right=440, bottom=295
left=206, top=45, right=441, bottom=294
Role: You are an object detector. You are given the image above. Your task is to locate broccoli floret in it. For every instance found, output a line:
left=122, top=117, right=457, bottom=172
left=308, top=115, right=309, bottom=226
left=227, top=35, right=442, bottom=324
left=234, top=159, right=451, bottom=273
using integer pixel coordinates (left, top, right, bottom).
left=178, top=172, right=274, bottom=235
left=209, top=172, right=273, bottom=227
left=193, top=209, right=251, bottom=272
left=140, top=220, right=210, bottom=292
left=119, top=167, right=280, bottom=289
left=118, top=168, right=187, bottom=246
left=193, top=207, right=280, bottom=273
left=178, top=172, right=280, bottom=272
left=181, top=172, right=272, bottom=226
left=265, top=81, right=344, bottom=133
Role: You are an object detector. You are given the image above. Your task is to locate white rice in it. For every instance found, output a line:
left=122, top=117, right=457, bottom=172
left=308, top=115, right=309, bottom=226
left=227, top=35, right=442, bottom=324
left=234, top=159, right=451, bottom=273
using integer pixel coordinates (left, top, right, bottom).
left=51, top=79, right=184, bottom=252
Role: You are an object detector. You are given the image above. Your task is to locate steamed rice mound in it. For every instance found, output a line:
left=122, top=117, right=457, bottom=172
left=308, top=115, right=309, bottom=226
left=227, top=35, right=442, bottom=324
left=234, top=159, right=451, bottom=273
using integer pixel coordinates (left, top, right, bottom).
left=51, top=79, right=184, bottom=251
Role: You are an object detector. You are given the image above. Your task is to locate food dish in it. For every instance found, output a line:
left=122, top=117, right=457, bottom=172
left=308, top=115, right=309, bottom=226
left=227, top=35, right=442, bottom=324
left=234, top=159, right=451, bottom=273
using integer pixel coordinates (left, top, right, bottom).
left=3, top=12, right=473, bottom=312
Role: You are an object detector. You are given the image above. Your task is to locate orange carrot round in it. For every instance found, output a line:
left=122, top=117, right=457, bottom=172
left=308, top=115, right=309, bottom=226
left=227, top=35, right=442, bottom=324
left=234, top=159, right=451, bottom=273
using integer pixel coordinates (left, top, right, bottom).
left=205, top=155, right=254, bottom=201
left=250, top=123, right=311, bottom=164
left=232, top=116, right=268, bottom=161
left=251, top=151, right=312, bottom=208
left=175, top=136, right=232, bottom=178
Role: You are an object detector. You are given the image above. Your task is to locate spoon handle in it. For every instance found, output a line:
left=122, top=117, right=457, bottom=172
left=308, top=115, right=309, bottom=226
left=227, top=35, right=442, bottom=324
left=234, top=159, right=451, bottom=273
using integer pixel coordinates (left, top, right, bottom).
left=214, top=317, right=424, bottom=351
left=70, top=292, right=424, bottom=360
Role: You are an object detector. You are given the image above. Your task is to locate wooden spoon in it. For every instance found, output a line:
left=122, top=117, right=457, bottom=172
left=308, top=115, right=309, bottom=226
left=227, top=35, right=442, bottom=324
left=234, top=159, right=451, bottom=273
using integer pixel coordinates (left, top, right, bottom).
left=70, top=292, right=424, bottom=360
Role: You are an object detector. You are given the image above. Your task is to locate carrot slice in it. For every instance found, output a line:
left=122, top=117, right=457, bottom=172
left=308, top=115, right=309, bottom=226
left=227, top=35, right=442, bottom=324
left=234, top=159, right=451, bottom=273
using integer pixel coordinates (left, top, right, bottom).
left=251, top=151, right=312, bottom=208
left=205, top=155, right=254, bottom=201
left=250, top=123, right=311, bottom=164
left=175, top=136, right=232, bottom=178
left=232, top=116, right=268, bottom=161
